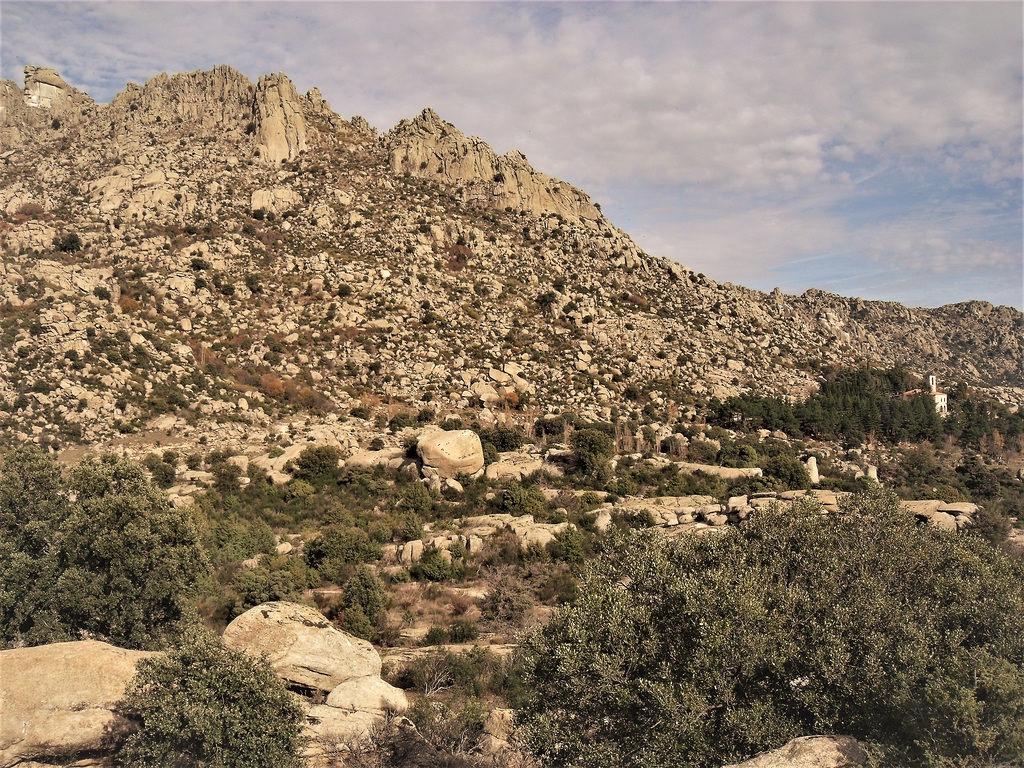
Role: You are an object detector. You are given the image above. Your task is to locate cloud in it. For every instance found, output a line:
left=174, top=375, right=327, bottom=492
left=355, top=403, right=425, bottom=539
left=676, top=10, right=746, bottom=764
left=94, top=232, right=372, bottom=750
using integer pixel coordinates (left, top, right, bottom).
left=1, top=1, right=1019, bottom=308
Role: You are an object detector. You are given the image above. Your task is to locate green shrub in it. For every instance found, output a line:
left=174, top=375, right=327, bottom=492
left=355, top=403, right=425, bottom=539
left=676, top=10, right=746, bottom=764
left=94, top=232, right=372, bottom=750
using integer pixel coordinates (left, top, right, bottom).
left=479, top=425, right=526, bottom=452
left=482, top=441, right=498, bottom=465
left=411, top=548, right=461, bottom=582
left=53, top=232, right=82, bottom=253
left=447, top=617, right=480, bottom=643
left=118, top=629, right=304, bottom=767
left=518, top=487, right=1024, bottom=768
left=292, top=444, right=341, bottom=483
left=342, top=565, right=388, bottom=623
left=570, top=428, right=615, bottom=477
left=499, top=481, right=547, bottom=518
left=304, top=526, right=382, bottom=584
left=764, top=455, right=811, bottom=490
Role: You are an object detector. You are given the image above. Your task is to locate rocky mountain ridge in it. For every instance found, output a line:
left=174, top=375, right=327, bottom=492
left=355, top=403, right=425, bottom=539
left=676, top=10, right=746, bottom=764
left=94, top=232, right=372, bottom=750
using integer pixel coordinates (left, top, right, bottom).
left=0, top=64, right=1020, bottom=457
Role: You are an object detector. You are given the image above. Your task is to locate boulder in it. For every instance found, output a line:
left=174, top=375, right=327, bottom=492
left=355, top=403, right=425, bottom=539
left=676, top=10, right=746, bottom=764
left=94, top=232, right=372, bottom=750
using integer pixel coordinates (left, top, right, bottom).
left=0, top=640, right=158, bottom=768
left=222, top=602, right=380, bottom=692
left=416, top=429, right=484, bottom=478
left=722, top=735, right=867, bottom=768
left=325, top=676, right=408, bottom=713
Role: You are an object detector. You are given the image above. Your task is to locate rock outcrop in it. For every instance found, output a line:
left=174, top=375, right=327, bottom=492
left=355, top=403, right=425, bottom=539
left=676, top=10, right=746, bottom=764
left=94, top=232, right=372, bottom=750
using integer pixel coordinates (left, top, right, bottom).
left=417, top=429, right=485, bottom=479
left=0, top=641, right=158, bottom=768
left=386, top=108, right=604, bottom=223
left=722, top=735, right=867, bottom=768
left=222, top=602, right=408, bottom=755
left=106, top=65, right=254, bottom=132
left=222, top=601, right=382, bottom=692
left=253, top=73, right=307, bottom=165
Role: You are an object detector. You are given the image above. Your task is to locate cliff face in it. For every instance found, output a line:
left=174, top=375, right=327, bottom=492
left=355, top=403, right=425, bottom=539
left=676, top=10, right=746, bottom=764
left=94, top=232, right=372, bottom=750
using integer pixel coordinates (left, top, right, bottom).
left=105, top=65, right=255, bottom=132
left=0, top=65, right=1019, bottom=451
left=386, top=108, right=604, bottom=224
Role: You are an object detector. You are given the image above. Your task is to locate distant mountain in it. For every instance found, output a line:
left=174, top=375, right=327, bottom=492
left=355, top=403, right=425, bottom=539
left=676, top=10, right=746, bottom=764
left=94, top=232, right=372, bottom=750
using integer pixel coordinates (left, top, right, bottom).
left=0, top=65, right=1020, bottom=451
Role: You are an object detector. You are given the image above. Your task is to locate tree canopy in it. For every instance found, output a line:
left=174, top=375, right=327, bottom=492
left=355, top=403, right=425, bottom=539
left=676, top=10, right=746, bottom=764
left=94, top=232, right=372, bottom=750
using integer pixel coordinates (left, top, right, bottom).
left=0, top=447, right=209, bottom=649
left=517, top=487, right=1024, bottom=768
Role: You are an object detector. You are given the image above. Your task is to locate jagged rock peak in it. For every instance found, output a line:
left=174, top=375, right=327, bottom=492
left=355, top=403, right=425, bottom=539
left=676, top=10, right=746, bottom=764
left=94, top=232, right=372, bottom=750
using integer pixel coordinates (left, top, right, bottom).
left=253, top=72, right=307, bottom=166
left=107, top=65, right=255, bottom=131
left=0, top=67, right=94, bottom=150
left=385, top=107, right=605, bottom=224
left=23, top=66, right=95, bottom=123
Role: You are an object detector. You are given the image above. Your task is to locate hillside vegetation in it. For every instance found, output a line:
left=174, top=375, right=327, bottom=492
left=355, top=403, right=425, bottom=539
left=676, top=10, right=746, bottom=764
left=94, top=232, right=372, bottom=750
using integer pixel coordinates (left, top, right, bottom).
left=0, top=65, right=1022, bottom=768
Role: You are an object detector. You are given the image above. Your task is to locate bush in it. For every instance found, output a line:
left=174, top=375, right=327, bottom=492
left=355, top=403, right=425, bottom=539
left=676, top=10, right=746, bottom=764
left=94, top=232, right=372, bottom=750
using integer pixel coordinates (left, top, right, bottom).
left=764, top=455, right=811, bottom=490
left=570, top=428, right=615, bottom=477
left=0, top=449, right=209, bottom=650
left=292, top=444, right=341, bottom=482
left=518, top=487, right=1024, bottom=768
left=411, top=548, right=462, bottom=582
left=304, top=525, right=382, bottom=583
left=498, top=481, right=547, bottom=518
left=118, top=629, right=304, bottom=767
left=447, top=617, right=480, bottom=643
left=482, top=568, right=534, bottom=629
left=53, top=232, right=82, bottom=253
left=478, top=425, right=526, bottom=452
left=342, top=565, right=388, bottom=623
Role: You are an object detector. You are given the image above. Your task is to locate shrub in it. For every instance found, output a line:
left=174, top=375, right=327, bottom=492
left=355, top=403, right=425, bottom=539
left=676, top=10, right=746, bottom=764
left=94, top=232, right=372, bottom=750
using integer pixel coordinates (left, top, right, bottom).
left=118, top=629, right=304, bottom=767
left=518, top=487, right=1024, bottom=768
left=411, top=548, right=461, bottom=582
left=570, top=428, right=615, bottom=477
left=292, top=444, right=341, bottom=482
left=482, top=568, right=534, bottom=629
left=342, top=565, right=388, bottom=623
left=54, top=232, right=82, bottom=253
left=304, top=525, right=382, bottom=583
left=447, top=617, right=480, bottom=643
left=479, top=425, right=526, bottom=452
left=764, top=455, right=811, bottom=490
left=499, top=481, right=547, bottom=518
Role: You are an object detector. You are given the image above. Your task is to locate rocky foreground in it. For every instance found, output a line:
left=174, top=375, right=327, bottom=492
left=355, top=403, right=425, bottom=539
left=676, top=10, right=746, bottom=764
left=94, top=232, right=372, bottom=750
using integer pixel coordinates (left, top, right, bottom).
left=0, top=601, right=869, bottom=768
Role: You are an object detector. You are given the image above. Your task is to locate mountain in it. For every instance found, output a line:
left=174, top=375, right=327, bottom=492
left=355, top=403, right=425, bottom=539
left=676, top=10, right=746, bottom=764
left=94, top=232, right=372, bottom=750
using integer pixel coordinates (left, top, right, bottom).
left=0, top=65, right=1020, bottom=453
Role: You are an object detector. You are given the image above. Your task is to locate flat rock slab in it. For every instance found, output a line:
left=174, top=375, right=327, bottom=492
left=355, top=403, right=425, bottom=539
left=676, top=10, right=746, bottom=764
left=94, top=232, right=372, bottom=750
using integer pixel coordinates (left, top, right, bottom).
left=722, top=735, right=867, bottom=768
left=0, top=640, right=158, bottom=768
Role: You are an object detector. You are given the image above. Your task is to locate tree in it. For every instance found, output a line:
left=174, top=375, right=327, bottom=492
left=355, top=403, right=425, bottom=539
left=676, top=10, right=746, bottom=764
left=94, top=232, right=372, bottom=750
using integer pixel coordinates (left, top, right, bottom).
left=763, top=455, right=811, bottom=490
left=517, top=487, right=1024, bottom=768
left=118, top=629, right=304, bottom=767
left=1, top=449, right=209, bottom=650
left=569, top=428, right=614, bottom=478
left=53, top=231, right=82, bottom=252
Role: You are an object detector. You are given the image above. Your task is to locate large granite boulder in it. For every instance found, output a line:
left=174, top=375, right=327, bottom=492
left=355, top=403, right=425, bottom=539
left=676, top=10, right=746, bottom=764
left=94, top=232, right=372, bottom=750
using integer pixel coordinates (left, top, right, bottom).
left=0, top=641, right=158, bottom=768
left=722, top=736, right=867, bottom=768
left=223, top=602, right=409, bottom=756
left=222, top=601, right=380, bottom=692
left=416, top=429, right=484, bottom=478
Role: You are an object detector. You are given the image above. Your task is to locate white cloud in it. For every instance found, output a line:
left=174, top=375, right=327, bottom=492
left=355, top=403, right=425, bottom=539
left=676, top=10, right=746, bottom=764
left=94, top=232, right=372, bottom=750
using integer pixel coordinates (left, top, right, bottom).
left=1, top=1, right=1019, bottom=308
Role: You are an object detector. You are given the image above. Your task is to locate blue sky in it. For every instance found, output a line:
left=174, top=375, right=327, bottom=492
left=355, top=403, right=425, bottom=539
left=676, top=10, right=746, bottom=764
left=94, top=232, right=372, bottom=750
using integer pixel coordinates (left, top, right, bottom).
left=2, top=1, right=1021, bottom=309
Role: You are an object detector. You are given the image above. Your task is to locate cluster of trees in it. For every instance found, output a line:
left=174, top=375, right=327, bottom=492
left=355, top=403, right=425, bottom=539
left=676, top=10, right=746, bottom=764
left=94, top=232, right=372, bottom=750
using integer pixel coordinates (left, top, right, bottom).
left=0, top=448, right=208, bottom=649
left=518, top=487, right=1024, bottom=767
left=709, top=364, right=1023, bottom=452
left=0, top=448, right=305, bottom=767
left=709, top=365, right=943, bottom=445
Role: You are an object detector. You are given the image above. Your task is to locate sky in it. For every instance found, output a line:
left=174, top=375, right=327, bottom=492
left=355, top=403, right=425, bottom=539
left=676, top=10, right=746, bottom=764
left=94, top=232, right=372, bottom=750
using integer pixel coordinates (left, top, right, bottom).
left=2, top=1, right=1021, bottom=310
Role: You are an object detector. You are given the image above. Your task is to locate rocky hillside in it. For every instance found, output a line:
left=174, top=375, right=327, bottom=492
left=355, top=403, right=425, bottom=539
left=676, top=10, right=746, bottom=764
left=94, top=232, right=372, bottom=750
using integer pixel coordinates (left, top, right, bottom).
left=0, top=65, right=1020, bottom=454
